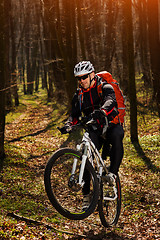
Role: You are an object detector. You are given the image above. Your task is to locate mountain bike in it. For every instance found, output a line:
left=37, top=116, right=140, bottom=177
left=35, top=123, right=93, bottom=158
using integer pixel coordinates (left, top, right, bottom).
left=44, top=118, right=121, bottom=227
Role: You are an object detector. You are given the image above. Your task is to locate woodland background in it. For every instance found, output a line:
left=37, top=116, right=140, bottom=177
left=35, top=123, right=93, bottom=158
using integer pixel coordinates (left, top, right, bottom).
left=0, top=0, right=160, bottom=158
left=0, top=0, right=159, bottom=239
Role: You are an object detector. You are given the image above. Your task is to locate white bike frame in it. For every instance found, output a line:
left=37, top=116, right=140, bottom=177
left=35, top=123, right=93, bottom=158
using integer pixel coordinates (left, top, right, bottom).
left=71, top=131, right=118, bottom=201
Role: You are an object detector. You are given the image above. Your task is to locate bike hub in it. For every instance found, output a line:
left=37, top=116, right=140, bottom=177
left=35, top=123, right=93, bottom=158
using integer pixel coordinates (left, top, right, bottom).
left=68, top=174, right=81, bottom=192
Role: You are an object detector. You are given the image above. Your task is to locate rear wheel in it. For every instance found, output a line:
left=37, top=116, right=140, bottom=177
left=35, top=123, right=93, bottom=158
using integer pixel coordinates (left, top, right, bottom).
left=98, top=174, right=121, bottom=227
left=44, top=148, right=99, bottom=220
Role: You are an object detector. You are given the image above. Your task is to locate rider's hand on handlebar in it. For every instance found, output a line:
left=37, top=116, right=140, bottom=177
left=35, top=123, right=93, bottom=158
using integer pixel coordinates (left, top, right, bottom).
left=91, top=109, right=108, bottom=135
left=91, top=109, right=106, bottom=126
left=58, top=123, right=72, bottom=134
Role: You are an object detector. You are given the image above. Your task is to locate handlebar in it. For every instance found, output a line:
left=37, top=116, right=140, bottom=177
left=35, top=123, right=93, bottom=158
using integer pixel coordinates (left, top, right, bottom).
left=58, top=117, right=97, bottom=134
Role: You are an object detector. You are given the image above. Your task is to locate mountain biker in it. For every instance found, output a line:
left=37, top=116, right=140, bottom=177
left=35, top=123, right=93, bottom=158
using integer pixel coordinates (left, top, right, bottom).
left=61, top=61, right=124, bottom=210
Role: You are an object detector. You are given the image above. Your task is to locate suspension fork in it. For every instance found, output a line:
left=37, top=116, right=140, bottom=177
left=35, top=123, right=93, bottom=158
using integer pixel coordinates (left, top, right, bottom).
left=71, top=158, right=78, bottom=175
left=78, top=143, right=89, bottom=186
left=70, top=142, right=89, bottom=188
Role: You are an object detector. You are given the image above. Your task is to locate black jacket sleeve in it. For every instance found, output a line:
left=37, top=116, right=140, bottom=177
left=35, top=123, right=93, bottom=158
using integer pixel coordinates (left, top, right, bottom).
left=100, top=82, right=118, bottom=121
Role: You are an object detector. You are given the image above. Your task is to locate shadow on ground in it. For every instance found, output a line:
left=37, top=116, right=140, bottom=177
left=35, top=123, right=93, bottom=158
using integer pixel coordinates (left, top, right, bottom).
left=133, top=141, right=160, bottom=173
left=68, top=229, right=130, bottom=240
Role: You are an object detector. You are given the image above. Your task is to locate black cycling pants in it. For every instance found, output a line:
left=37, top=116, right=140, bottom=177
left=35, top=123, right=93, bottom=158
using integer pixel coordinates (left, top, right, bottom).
left=83, top=124, right=124, bottom=195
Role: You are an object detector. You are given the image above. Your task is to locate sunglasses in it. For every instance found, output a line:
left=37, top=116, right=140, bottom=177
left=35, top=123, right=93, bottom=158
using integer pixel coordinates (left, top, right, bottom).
left=76, top=74, right=89, bottom=81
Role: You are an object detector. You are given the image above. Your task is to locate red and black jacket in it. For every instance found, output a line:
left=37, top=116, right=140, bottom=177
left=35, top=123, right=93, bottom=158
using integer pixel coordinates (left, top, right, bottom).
left=69, top=76, right=118, bottom=125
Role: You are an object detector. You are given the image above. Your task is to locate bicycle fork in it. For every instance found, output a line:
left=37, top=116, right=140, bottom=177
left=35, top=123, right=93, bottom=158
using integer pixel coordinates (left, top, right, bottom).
left=70, top=143, right=89, bottom=189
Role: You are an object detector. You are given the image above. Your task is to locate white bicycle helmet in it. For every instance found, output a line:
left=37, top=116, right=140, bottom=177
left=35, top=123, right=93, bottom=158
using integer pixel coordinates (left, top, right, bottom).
left=74, top=61, right=95, bottom=77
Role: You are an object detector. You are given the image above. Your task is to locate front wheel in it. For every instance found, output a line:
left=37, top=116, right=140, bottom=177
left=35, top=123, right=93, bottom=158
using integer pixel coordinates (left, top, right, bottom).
left=98, top=174, right=121, bottom=227
left=44, top=148, right=99, bottom=220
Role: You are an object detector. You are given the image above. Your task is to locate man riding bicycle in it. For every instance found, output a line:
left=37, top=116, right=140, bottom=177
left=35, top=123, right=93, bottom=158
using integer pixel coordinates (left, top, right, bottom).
left=61, top=61, right=124, bottom=210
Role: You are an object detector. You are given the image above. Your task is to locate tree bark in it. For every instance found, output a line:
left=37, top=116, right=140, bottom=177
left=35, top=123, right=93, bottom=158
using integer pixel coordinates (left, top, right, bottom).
left=4, top=0, right=12, bottom=110
left=138, top=0, right=151, bottom=87
left=147, top=0, right=160, bottom=116
left=10, top=1, right=19, bottom=106
left=123, top=0, right=138, bottom=143
left=104, top=0, right=117, bottom=72
left=0, top=0, right=6, bottom=161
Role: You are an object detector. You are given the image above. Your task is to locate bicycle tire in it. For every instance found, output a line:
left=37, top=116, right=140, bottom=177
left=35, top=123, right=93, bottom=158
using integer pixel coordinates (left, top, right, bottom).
left=98, top=173, right=121, bottom=227
left=44, top=148, right=99, bottom=220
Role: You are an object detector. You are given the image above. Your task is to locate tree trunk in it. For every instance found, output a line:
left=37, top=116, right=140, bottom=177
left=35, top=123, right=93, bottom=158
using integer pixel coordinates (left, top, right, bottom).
left=147, top=0, right=160, bottom=116
left=0, top=0, right=6, bottom=161
left=121, top=10, right=129, bottom=95
left=76, top=0, right=86, bottom=59
left=10, top=1, right=19, bottom=106
left=138, top=0, right=151, bottom=87
left=62, top=0, right=77, bottom=103
left=4, top=0, right=12, bottom=110
left=25, top=0, right=33, bottom=95
left=123, top=0, right=138, bottom=143
left=104, top=0, right=117, bottom=72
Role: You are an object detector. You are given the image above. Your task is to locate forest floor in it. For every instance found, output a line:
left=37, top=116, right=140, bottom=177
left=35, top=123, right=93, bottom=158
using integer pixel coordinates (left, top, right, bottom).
left=0, top=82, right=160, bottom=240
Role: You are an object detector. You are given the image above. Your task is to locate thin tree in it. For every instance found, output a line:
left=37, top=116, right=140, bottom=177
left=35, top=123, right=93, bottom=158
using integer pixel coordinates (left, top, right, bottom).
left=10, top=1, right=19, bottom=106
left=147, top=0, right=160, bottom=116
left=137, top=0, right=151, bottom=86
left=123, top=0, right=138, bottom=143
left=4, top=0, right=12, bottom=110
left=0, top=0, right=6, bottom=161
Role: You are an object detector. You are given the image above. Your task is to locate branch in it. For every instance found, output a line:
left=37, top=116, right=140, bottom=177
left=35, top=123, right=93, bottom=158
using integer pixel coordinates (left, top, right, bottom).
left=0, top=80, right=34, bottom=92
left=7, top=212, right=86, bottom=238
